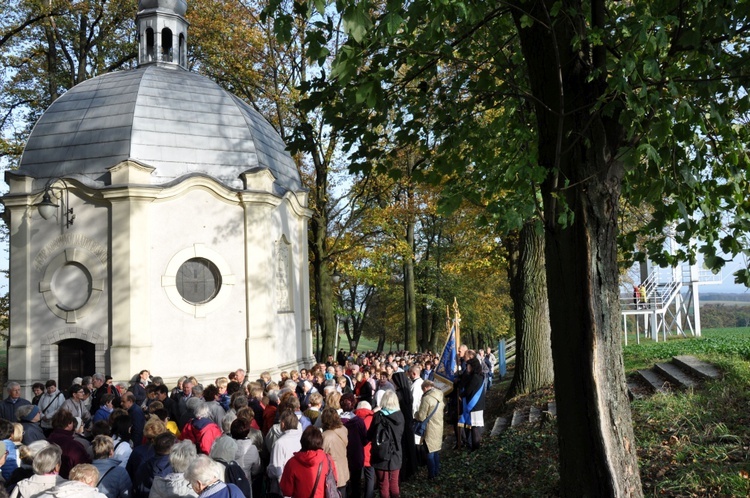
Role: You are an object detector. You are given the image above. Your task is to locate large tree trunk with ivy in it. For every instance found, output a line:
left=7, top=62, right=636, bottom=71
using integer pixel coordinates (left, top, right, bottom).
left=514, top=0, right=642, bottom=495
left=505, top=222, right=553, bottom=400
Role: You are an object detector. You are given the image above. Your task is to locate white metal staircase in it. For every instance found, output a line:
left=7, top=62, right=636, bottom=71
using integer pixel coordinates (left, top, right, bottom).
left=621, top=263, right=722, bottom=344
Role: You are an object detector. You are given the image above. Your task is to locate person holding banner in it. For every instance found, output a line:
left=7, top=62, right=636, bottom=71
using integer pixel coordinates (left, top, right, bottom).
left=458, top=357, right=486, bottom=451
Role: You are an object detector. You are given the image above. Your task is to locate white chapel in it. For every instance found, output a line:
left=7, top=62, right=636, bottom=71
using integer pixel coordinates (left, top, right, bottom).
left=1, top=0, right=314, bottom=391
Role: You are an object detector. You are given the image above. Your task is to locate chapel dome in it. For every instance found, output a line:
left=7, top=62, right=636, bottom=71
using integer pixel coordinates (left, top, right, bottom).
left=17, top=65, right=302, bottom=193
left=138, top=0, right=187, bottom=16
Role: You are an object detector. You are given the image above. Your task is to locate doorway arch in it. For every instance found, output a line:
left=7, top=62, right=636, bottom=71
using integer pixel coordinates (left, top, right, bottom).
left=57, top=339, right=95, bottom=389
left=41, top=328, right=106, bottom=385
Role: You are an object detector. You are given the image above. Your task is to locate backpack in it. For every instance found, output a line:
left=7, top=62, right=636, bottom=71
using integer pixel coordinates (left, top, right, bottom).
left=371, top=414, right=397, bottom=461
left=216, top=459, right=253, bottom=498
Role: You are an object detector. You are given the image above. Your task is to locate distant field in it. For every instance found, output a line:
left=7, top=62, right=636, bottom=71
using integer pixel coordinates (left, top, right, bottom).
left=701, top=300, right=750, bottom=306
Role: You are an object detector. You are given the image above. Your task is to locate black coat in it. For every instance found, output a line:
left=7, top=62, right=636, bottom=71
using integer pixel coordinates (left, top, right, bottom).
left=462, top=373, right=486, bottom=413
left=368, top=410, right=405, bottom=471
left=390, top=372, right=418, bottom=481
left=343, top=414, right=368, bottom=470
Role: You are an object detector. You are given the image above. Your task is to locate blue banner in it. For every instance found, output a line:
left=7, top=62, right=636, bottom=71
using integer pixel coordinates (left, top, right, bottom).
left=435, top=323, right=457, bottom=382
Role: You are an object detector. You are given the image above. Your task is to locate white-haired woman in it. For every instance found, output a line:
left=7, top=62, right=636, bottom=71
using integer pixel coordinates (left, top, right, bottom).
left=10, top=444, right=65, bottom=498
left=36, top=463, right=107, bottom=498
left=184, top=455, right=244, bottom=498
left=149, top=440, right=198, bottom=498
left=368, top=390, right=404, bottom=498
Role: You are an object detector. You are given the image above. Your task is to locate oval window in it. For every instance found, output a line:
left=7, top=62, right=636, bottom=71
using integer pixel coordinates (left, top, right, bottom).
left=176, top=258, right=222, bottom=304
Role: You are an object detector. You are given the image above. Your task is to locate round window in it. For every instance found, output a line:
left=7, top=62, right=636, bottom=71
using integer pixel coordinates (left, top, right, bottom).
left=176, top=258, right=222, bottom=304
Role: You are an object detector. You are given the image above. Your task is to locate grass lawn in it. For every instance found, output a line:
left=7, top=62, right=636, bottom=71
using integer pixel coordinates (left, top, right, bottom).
left=401, top=327, right=750, bottom=497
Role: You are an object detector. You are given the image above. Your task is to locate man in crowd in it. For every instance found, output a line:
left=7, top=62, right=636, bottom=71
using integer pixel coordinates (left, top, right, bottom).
left=0, top=381, right=31, bottom=422
left=409, top=365, right=424, bottom=417
left=121, top=392, right=146, bottom=447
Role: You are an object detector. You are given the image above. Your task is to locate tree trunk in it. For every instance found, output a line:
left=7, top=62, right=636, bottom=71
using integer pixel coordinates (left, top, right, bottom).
left=418, top=305, right=431, bottom=352
left=308, top=128, right=335, bottom=360
left=43, top=19, right=58, bottom=102
left=505, top=222, right=553, bottom=400
left=311, top=252, right=336, bottom=360
left=513, top=1, right=642, bottom=496
left=403, top=217, right=417, bottom=352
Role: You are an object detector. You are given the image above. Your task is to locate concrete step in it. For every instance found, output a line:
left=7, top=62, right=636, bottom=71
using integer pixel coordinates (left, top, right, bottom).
left=511, top=408, right=527, bottom=427
left=654, top=362, right=698, bottom=389
left=546, top=401, right=556, bottom=416
left=490, top=416, right=510, bottom=436
left=637, top=368, right=670, bottom=394
left=672, top=355, right=722, bottom=380
left=529, top=405, right=542, bottom=424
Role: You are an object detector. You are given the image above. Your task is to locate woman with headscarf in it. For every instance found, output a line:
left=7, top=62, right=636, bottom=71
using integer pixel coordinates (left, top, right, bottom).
left=388, top=371, right=417, bottom=482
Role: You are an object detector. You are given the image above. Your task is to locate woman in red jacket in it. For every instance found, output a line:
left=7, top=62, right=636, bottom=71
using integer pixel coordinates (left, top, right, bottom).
left=280, top=426, right=338, bottom=498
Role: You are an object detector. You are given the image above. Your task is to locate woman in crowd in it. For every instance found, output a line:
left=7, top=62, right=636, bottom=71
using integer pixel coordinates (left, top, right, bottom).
left=46, top=410, right=91, bottom=479
left=60, top=385, right=91, bottom=429
left=321, top=407, right=349, bottom=497
left=184, top=455, right=244, bottom=498
left=110, top=415, right=133, bottom=468
left=354, top=401, right=375, bottom=498
left=340, top=394, right=367, bottom=498
left=368, top=391, right=404, bottom=498
left=90, top=435, right=132, bottom=498
left=5, top=441, right=49, bottom=495
left=149, top=440, right=198, bottom=498
left=38, top=382, right=65, bottom=437
left=280, top=426, right=337, bottom=498
left=36, top=463, right=107, bottom=498
left=229, top=418, right=262, bottom=498
left=9, top=444, right=65, bottom=498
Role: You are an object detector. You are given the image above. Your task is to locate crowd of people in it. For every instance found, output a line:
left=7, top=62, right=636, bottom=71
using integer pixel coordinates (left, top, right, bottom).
left=0, top=346, right=495, bottom=498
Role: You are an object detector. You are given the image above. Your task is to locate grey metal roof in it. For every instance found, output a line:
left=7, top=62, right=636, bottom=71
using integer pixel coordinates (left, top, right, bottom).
left=18, top=65, right=302, bottom=193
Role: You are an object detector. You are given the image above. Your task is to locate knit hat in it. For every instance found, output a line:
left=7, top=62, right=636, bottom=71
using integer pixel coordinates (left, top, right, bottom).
left=22, top=405, right=41, bottom=422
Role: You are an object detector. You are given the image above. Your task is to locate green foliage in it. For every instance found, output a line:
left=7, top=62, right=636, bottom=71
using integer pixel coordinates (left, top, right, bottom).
left=401, top=423, right=560, bottom=497
left=612, top=0, right=750, bottom=283
left=623, top=328, right=750, bottom=370
left=429, top=329, right=750, bottom=497
left=700, top=304, right=750, bottom=329
left=631, top=351, right=750, bottom=496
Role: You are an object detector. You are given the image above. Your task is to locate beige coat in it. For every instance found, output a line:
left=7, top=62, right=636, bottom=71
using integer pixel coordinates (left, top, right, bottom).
left=322, top=425, right=349, bottom=487
left=10, top=474, right=66, bottom=498
left=416, top=387, right=444, bottom=453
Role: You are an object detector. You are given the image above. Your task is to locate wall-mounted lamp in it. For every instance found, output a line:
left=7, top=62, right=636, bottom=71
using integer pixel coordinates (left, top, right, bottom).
left=34, top=179, right=75, bottom=228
